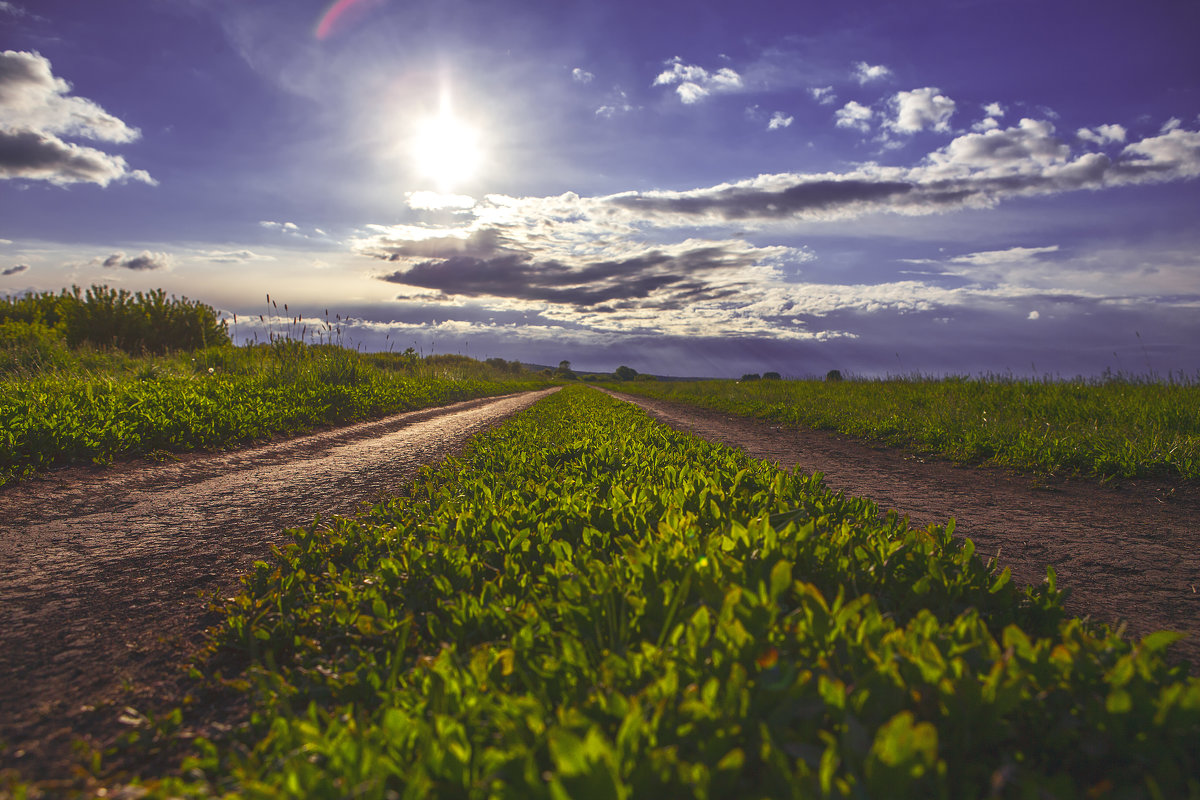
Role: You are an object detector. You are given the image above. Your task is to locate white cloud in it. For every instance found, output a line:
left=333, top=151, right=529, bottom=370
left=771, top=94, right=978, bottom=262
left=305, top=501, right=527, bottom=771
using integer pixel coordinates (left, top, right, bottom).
left=810, top=86, right=836, bottom=105
left=1077, top=124, right=1126, bottom=145
left=927, top=241, right=1200, bottom=301
left=949, top=245, right=1060, bottom=268
left=0, top=2, right=28, bottom=17
left=0, top=50, right=154, bottom=187
left=653, top=56, right=743, bottom=104
left=595, top=90, right=635, bottom=118
left=1162, top=117, right=1182, bottom=133
left=767, top=111, right=793, bottom=131
left=854, top=61, right=892, bottom=85
left=921, top=119, right=1069, bottom=176
left=886, top=87, right=956, bottom=134
left=853, top=61, right=892, bottom=84
left=571, top=67, right=594, bottom=84
left=1119, top=126, right=1200, bottom=178
left=0, top=51, right=139, bottom=143
left=406, top=190, right=476, bottom=211
left=259, top=219, right=334, bottom=240
left=201, top=249, right=276, bottom=264
left=835, top=100, right=872, bottom=133
left=973, top=102, right=1005, bottom=132
left=1027, top=310, right=1040, bottom=320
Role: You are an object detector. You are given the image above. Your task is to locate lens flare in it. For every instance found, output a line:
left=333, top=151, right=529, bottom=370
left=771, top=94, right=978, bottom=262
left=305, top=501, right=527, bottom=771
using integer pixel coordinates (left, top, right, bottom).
left=315, top=0, right=386, bottom=40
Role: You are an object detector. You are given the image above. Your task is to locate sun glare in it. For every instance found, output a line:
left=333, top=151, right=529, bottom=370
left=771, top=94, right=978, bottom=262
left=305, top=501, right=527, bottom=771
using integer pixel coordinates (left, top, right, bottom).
left=411, top=109, right=482, bottom=189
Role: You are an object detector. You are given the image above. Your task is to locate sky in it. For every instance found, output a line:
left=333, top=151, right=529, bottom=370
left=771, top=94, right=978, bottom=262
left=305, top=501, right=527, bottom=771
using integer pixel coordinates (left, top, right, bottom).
left=2, top=0, right=1199, bottom=378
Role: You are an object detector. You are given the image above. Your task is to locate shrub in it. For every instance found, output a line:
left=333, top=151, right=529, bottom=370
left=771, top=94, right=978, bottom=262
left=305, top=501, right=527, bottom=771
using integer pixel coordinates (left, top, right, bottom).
left=826, top=369, right=843, bottom=382
left=740, top=373, right=761, bottom=381
left=614, top=365, right=638, bottom=381
left=763, top=371, right=781, bottom=380
left=1, top=286, right=230, bottom=355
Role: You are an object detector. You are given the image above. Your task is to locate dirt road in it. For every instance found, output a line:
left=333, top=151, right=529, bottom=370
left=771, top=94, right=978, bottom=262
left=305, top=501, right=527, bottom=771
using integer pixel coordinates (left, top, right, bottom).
left=4, top=384, right=1197, bottom=784
left=0, top=388, right=556, bottom=781
left=606, top=390, right=1200, bottom=669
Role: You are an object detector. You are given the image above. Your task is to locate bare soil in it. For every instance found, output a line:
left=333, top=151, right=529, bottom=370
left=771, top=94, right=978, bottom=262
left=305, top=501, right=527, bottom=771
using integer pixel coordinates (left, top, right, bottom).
left=605, top=390, right=1200, bottom=669
left=0, top=388, right=556, bottom=787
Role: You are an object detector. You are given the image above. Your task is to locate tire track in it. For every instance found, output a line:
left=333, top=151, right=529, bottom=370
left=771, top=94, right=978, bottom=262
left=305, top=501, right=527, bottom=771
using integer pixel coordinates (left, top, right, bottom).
left=605, top=389, right=1200, bottom=671
left=0, top=387, right=557, bottom=780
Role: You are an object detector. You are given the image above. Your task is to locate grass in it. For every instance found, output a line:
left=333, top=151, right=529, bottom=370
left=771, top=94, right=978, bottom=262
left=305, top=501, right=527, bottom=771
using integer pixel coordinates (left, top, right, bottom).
left=96, top=386, right=1198, bottom=798
left=609, top=375, right=1200, bottom=481
left=0, top=339, right=546, bottom=487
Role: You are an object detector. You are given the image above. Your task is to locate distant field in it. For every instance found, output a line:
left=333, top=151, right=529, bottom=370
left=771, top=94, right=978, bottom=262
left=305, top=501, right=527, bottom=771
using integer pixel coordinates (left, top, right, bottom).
left=610, top=376, right=1200, bottom=480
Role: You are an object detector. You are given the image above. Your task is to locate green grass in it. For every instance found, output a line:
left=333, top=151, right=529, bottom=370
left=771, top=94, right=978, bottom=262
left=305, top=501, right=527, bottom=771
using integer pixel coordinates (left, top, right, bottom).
left=114, top=386, right=1197, bottom=799
left=609, top=376, right=1200, bottom=481
left=0, top=341, right=545, bottom=487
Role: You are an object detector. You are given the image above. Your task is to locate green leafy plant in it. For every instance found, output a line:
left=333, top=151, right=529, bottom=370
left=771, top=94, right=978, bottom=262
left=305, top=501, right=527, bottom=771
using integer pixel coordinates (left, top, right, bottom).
left=131, top=387, right=1197, bottom=799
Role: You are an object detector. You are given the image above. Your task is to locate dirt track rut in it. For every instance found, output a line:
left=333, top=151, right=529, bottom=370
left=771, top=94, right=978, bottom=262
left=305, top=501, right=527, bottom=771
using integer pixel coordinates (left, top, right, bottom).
left=0, top=388, right=556, bottom=780
left=607, top=389, right=1200, bottom=670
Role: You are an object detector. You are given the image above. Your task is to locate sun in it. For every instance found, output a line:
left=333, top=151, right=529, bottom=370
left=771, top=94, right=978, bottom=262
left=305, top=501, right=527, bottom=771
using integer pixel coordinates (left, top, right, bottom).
left=411, top=108, right=482, bottom=189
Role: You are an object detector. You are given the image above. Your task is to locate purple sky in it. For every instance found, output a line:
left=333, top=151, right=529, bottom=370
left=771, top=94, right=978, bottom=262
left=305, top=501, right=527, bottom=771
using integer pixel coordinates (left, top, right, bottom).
left=2, top=0, right=1199, bottom=377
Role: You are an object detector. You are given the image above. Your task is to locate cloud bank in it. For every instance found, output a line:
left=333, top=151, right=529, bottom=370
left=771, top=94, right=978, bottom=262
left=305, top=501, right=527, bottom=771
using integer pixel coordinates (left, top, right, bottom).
left=345, top=117, right=1200, bottom=346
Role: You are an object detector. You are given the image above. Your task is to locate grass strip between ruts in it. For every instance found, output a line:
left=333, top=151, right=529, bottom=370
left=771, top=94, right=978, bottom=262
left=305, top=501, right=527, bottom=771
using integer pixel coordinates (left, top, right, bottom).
left=141, top=385, right=1197, bottom=799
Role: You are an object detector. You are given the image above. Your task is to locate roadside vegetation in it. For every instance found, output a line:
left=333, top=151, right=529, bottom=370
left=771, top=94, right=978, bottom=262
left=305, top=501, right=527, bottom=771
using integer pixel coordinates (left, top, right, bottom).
left=609, top=374, right=1200, bottom=481
left=0, top=287, right=545, bottom=487
left=102, top=386, right=1197, bottom=798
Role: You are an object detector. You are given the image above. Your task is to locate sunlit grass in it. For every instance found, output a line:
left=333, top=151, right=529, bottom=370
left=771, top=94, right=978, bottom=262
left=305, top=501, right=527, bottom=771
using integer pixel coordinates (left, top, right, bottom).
left=0, top=341, right=544, bottom=487
left=611, top=374, right=1200, bottom=480
left=0, top=287, right=547, bottom=486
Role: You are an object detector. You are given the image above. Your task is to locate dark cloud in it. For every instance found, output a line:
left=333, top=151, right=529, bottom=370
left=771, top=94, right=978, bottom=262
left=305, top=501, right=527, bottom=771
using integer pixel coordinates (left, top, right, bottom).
left=2, top=263, right=29, bottom=276
left=370, top=228, right=505, bottom=261
left=611, top=179, right=914, bottom=219
left=378, top=243, right=751, bottom=309
left=604, top=124, right=1200, bottom=224
left=101, top=250, right=171, bottom=271
left=0, top=129, right=149, bottom=186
